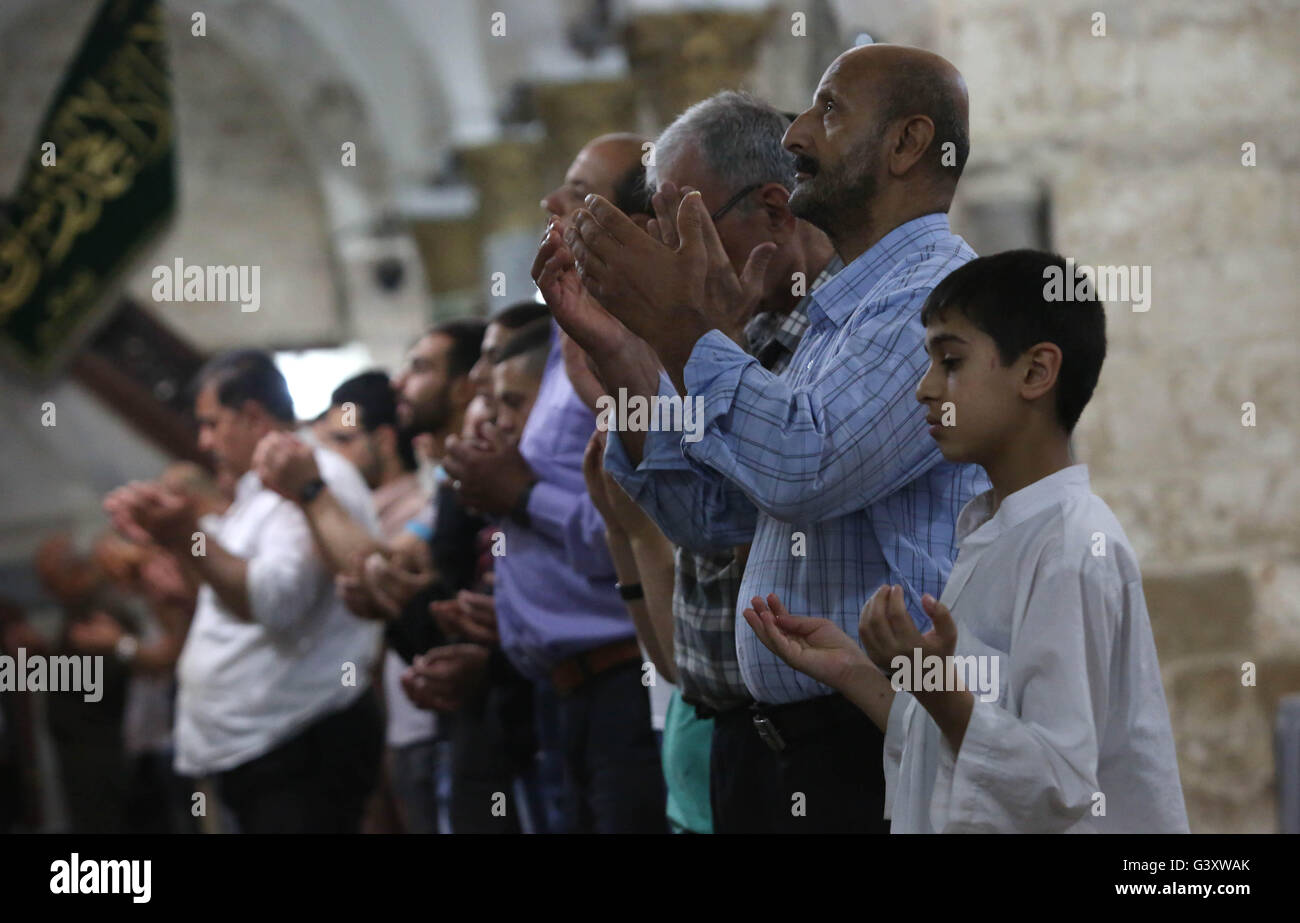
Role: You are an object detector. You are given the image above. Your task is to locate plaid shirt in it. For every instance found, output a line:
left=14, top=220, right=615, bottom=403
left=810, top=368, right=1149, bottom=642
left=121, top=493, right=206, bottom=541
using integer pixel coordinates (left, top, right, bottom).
left=608, top=214, right=989, bottom=705
left=670, top=255, right=842, bottom=712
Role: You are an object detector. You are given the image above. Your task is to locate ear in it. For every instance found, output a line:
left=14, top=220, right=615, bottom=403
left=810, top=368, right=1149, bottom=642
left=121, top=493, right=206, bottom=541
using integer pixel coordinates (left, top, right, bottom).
left=238, top=398, right=270, bottom=429
left=758, top=183, right=796, bottom=242
left=887, top=114, right=936, bottom=178
left=1019, top=342, right=1062, bottom=403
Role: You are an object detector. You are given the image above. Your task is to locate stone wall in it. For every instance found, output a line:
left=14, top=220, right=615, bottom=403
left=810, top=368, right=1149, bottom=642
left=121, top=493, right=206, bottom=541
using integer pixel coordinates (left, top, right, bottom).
left=929, top=0, right=1300, bottom=832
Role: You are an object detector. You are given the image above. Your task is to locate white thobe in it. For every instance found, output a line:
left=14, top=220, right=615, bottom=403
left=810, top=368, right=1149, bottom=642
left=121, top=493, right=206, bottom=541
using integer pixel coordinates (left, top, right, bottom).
left=883, top=465, right=1189, bottom=833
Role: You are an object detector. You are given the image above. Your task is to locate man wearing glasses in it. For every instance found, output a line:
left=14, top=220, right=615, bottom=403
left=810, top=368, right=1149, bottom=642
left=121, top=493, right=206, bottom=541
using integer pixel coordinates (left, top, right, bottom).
left=536, top=91, right=838, bottom=832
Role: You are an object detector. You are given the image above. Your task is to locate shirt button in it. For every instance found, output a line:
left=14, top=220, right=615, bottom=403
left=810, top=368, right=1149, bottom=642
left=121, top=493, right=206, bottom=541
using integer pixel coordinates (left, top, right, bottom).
left=806, top=360, right=813, bottom=370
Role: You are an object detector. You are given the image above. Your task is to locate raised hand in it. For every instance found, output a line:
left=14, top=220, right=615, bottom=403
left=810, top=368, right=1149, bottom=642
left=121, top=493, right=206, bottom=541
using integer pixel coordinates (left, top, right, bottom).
left=561, top=331, right=608, bottom=416
left=857, top=584, right=958, bottom=672
left=533, top=219, right=632, bottom=358
left=252, top=431, right=321, bottom=502
left=742, top=592, right=869, bottom=692
left=567, top=190, right=776, bottom=377
left=443, top=427, right=536, bottom=516
left=582, top=430, right=617, bottom=527
left=104, top=482, right=196, bottom=553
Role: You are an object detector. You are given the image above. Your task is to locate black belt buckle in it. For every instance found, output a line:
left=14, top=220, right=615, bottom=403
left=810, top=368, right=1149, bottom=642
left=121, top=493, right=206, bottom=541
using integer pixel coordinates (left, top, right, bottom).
left=751, top=711, right=786, bottom=752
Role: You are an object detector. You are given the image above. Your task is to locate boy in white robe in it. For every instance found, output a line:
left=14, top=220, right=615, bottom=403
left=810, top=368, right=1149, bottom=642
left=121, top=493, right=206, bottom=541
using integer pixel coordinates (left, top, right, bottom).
left=744, top=249, right=1188, bottom=833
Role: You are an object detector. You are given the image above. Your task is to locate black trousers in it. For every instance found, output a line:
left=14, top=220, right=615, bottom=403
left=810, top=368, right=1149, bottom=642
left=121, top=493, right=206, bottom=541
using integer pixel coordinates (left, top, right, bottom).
left=216, top=690, right=383, bottom=834
left=449, top=670, right=535, bottom=834
left=557, top=661, right=667, bottom=834
left=710, top=694, right=890, bottom=834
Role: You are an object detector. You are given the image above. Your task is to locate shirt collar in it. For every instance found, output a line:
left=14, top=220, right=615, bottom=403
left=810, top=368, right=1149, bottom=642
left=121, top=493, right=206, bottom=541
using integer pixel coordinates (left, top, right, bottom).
left=743, top=253, right=845, bottom=356
left=806, top=213, right=954, bottom=329
left=956, top=464, right=1092, bottom=546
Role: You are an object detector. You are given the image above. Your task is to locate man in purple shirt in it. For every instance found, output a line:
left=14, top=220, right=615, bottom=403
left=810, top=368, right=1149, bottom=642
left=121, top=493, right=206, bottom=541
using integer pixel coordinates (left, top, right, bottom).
left=442, top=134, right=666, bottom=833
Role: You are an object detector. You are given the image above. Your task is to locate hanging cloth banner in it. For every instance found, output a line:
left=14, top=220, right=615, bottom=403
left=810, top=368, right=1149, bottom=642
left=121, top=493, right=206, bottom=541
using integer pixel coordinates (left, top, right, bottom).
left=0, top=0, right=175, bottom=376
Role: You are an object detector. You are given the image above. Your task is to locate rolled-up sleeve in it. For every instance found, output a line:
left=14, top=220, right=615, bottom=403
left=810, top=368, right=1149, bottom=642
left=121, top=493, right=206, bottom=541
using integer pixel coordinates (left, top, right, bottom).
left=245, top=501, right=330, bottom=635
left=247, top=451, right=380, bottom=635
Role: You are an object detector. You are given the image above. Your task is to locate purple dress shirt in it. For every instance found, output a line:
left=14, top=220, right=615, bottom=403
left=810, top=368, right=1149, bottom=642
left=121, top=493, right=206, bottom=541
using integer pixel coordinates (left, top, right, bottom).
left=494, top=321, right=635, bottom=680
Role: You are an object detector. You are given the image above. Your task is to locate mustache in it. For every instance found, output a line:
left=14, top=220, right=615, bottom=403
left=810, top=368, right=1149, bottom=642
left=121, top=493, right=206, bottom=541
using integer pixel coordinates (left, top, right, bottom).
left=793, top=154, right=820, bottom=175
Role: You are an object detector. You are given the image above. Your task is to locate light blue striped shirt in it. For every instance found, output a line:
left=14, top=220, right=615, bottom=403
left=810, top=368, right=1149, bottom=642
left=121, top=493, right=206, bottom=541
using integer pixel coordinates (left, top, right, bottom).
left=606, top=213, right=990, bottom=704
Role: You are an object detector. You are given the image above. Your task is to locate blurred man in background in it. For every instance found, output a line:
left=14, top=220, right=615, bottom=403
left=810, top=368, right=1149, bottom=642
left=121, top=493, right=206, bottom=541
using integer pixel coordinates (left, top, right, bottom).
left=445, top=134, right=667, bottom=833
left=319, top=369, right=435, bottom=832
left=105, top=349, right=384, bottom=833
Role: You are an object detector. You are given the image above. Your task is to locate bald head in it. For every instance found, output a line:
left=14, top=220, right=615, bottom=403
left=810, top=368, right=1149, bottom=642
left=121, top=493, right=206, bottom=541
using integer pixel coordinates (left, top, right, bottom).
left=783, top=44, right=969, bottom=260
left=832, top=44, right=969, bottom=183
left=542, top=132, right=651, bottom=223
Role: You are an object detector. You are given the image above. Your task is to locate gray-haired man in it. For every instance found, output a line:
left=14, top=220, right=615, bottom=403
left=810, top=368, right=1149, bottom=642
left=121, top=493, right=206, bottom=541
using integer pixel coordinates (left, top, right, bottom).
left=537, top=90, right=839, bottom=832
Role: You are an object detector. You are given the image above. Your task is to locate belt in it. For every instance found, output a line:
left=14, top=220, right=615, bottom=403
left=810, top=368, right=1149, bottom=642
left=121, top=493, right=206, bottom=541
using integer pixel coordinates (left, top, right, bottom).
left=691, top=698, right=754, bottom=721
left=749, top=693, right=862, bottom=753
left=550, top=639, right=643, bottom=694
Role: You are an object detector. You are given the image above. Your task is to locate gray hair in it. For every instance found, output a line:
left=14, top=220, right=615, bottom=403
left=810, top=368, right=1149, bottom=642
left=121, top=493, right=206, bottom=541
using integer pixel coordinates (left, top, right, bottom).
left=647, top=91, right=796, bottom=207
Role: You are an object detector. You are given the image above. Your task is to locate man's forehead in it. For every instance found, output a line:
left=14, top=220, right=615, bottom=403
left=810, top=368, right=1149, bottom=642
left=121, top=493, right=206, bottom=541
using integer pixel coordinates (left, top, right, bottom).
left=194, top=382, right=220, bottom=411
left=324, top=405, right=353, bottom=426
left=654, top=141, right=710, bottom=190
left=925, top=312, right=977, bottom=345
left=409, top=332, right=448, bottom=360
left=566, top=145, right=609, bottom=184
left=816, top=52, right=879, bottom=103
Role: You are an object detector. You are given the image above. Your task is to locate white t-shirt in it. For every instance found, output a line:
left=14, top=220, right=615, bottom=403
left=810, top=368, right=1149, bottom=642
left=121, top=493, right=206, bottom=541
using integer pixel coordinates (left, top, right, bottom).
left=883, top=465, right=1189, bottom=833
left=174, top=448, right=383, bottom=775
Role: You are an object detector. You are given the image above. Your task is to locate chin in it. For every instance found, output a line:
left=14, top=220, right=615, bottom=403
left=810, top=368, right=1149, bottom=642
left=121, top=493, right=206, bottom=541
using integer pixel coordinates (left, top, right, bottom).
left=933, top=436, right=971, bottom=465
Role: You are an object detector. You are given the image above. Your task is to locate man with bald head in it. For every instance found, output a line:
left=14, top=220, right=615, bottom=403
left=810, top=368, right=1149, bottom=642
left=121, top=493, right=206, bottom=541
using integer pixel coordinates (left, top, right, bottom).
left=542, top=133, right=650, bottom=233
left=540, top=45, right=989, bottom=832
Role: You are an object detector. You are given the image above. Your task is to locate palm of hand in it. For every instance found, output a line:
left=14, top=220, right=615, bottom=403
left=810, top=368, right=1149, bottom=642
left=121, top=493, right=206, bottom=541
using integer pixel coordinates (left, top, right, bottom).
left=778, top=618, right=865, bottom=688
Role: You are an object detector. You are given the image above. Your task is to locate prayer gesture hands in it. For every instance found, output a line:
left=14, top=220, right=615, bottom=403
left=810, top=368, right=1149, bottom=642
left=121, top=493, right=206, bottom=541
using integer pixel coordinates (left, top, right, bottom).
left=103, top=482, right=197, bottom=553
left=533, top=220, right=631, bottom=358
left=253, top=431, right=321, bottom=502
left=563, top=185, right=776, bottom=375
left=443, top=422, right=536, bottom=516
left=742, top=592, right=868, bottom=692
left=857, top=584, right=957, bottom=671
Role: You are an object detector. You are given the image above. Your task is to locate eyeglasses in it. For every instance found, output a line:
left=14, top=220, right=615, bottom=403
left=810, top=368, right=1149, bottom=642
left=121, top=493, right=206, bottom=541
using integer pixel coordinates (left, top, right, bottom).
left=709, top=183, right=762, bottom=222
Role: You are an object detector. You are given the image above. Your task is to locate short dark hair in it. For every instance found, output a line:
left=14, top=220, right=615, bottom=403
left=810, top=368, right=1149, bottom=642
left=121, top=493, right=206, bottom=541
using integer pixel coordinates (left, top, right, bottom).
left=330, top=370, right=415, bottom=471
left=192, top=349, right=295, bottom=423
left=427, top=317, right=487, bottom=378
left=488, top=301, right=549, bottom=331
left=495, top=317, right=552, bottom=376
left=330, top=370, right=397, bottom=431
left=920, top=250, right=1107, bottom=433
left=612, top=162, right=652, bottom=216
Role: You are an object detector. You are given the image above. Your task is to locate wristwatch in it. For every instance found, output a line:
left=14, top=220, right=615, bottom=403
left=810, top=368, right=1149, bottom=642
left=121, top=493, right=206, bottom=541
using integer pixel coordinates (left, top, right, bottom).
left=616, top=582, right=644, bottom=601
left=298, top=477, right=326, bottom=505
left=115, top=634, right=139, bottom=664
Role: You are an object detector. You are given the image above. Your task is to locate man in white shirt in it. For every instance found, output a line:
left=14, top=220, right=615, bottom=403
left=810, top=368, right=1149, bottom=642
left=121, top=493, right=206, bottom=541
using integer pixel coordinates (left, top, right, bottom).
left=105, top=350, right=384, bottom=833
left=743, top=250, right=1188, bottom=832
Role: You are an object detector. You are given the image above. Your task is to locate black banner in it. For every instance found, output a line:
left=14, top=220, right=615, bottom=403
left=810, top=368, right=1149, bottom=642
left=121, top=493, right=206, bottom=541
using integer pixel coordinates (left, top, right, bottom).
left=0, top=0, right=175, bottom=376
